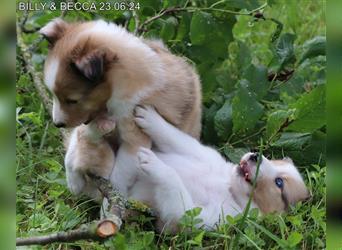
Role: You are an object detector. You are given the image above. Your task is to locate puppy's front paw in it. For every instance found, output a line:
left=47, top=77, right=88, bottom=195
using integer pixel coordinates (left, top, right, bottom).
left=134, top=105, right=159, bottom=131
left=66, top=171, right=86, bottom=195
left=94, top=116, right=116, bottom=136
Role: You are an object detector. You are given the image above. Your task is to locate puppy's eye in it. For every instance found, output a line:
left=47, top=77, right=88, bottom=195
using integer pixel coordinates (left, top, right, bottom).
left=65, top=99, right=78, bottom=105
left=275, top=177, right=284, bottom=188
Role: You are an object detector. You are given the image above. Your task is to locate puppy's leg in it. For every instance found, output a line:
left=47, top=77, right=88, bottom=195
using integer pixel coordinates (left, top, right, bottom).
left=134, top=105, right=204, bottom=156
left=109, top=142, right=140, bottom=197
left=65, top=121, right=115, bottom=200
left=137, top=147, right=194, bottom=227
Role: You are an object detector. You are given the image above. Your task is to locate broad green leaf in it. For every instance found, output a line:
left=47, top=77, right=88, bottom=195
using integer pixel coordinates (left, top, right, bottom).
left=271, top=132, right=311, bottom=150
left=241, top=64, right=269, bottom=100
left=202, top=103, right=221, bottom=144
left=223, top=147, right=250, bottom=164
left=188, top=45, right=213, bottom=63
left=272, top=130, right=325, bottom=166
left=190, top=11, right=215, bottom=45
left=197, top=62, right=219, bottom=101
left=269, top=33, right=296, bottom=72
left=142, top=231, right=155, bottom=246
left=29, top=213, right=52, bottom=229
left=287, top=85, right=326, bottom=132
left=139, top=0, right=162, bottom=15
left=248, top=208, right=259, bottom=219
left=225, top=0, right=261, bottom=10
left=232, top=86, right=264, bottom=133
left=229, top=41, right=252, bottom=75
left=214, top=99, right=233, bottom=140
left=163, top=0, right=183, bottom=8
left=226, top=215, right=236, bottom=225
left=176, top=12, right=191, bottom=41
left=287, top=232, right=303, bottom=247
left=278, top=73, right=306, bottom=100
left=186, top=207, right=202, bottom=217
left=111, top=233, right=127, bottom=250
left=215, top=61, right=236, bottom=93
left=265, top=109, right=295, bottom=141
left=160, top=17, right=177, bottom=42
left=190, top=11, right=233, bottom=58
left=194, top=231, right=205, bottom=246
left=287, top=215, right=302, bottom=227
left=298, top=36, right=326, bottom=64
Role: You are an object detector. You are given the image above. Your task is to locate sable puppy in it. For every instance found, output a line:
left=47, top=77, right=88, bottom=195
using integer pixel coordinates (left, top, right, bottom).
left=122, top=105, right=310, bottom=231
left=40, top=19, right=202, bottom=197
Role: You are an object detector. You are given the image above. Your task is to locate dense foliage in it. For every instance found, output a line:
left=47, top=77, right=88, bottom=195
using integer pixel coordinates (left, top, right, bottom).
left=16, top=0, right=326, bottom=249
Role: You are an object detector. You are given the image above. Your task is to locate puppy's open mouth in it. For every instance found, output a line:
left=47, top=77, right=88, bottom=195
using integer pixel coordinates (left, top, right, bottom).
left=239, top=160, right=252, bottom=183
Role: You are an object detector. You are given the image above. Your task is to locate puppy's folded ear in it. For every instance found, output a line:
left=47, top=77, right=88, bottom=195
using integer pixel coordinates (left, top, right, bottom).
left=73, top=49, right=117, bottom=83
left=39, top=18, right=68, bottom=47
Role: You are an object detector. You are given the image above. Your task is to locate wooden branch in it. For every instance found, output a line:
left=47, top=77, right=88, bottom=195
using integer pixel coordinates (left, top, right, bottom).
left=16, top=219, right=117, bottom=246
left=137, top=7, right=184, bottom=34
left=89, top=174, right=156, bottom=218
left=88, top=173, right=127, bottom=221
left=17, top=22, right=52, bottom=116
left=16, top=174, right=155, bottom=246
left=16, top=175, right=123, bottom=246
left=132, top=10, right=140, bottom=34
left=136, top=3, right=268, bottom=35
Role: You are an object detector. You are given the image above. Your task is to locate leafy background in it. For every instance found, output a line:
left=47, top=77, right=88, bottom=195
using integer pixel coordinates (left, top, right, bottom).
left=16, top=0, right=326, bottom=249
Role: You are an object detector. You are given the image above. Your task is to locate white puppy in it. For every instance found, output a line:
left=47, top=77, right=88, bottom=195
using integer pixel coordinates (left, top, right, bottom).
left=113, top=105, right=310, bottom=231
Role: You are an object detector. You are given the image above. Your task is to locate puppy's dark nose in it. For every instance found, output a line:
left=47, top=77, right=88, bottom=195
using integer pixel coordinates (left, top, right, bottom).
left=249, top=153, right=259, bottom=162
left=54, top=122, right=66, bottom=128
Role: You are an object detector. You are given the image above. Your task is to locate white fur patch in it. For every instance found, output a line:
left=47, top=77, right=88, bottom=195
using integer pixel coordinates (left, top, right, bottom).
left=44, top=57, right=59, bottom=91
left=52, top=97, right=66, bottom=124
left=64, top=129, right=85, bottom=195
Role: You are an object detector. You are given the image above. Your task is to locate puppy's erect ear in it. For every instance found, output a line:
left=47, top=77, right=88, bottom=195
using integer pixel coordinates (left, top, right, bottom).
left=73, top=49, right=117, bottom=83
left=39, top=18, right=68, bottom=46
left=282, top=157, right=294, bottom=164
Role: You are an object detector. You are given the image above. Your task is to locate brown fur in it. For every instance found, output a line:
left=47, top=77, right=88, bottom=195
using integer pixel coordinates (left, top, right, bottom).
left=42, top=19, right=201, bottom=139
left=253, top=160, right=309, bottom=213
left=73, top=126, right=115, bottom=177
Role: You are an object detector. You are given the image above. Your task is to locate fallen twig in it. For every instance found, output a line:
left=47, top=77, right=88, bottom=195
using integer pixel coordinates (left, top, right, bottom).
left=16, top=174, right=155, bottom=246
left=16, top=174, right=124, bottom=246
left=16, top=219, right=117, bottom=246
left=17, top=21, right=52, bottom=116
left=136, top=3, right=268, bottom=35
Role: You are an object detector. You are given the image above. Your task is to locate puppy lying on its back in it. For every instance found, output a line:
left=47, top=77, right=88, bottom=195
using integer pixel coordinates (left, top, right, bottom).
left=40, top=19, right=202, bottom=197
left=121, top=105, right=309, bottom=231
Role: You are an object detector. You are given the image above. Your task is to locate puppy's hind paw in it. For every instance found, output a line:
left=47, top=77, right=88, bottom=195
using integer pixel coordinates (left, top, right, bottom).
left=137, top=147, right=156, bottom=168
left=137, top=147, right=165, bottom=177
left=137, top=147, right=171, bottom=182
